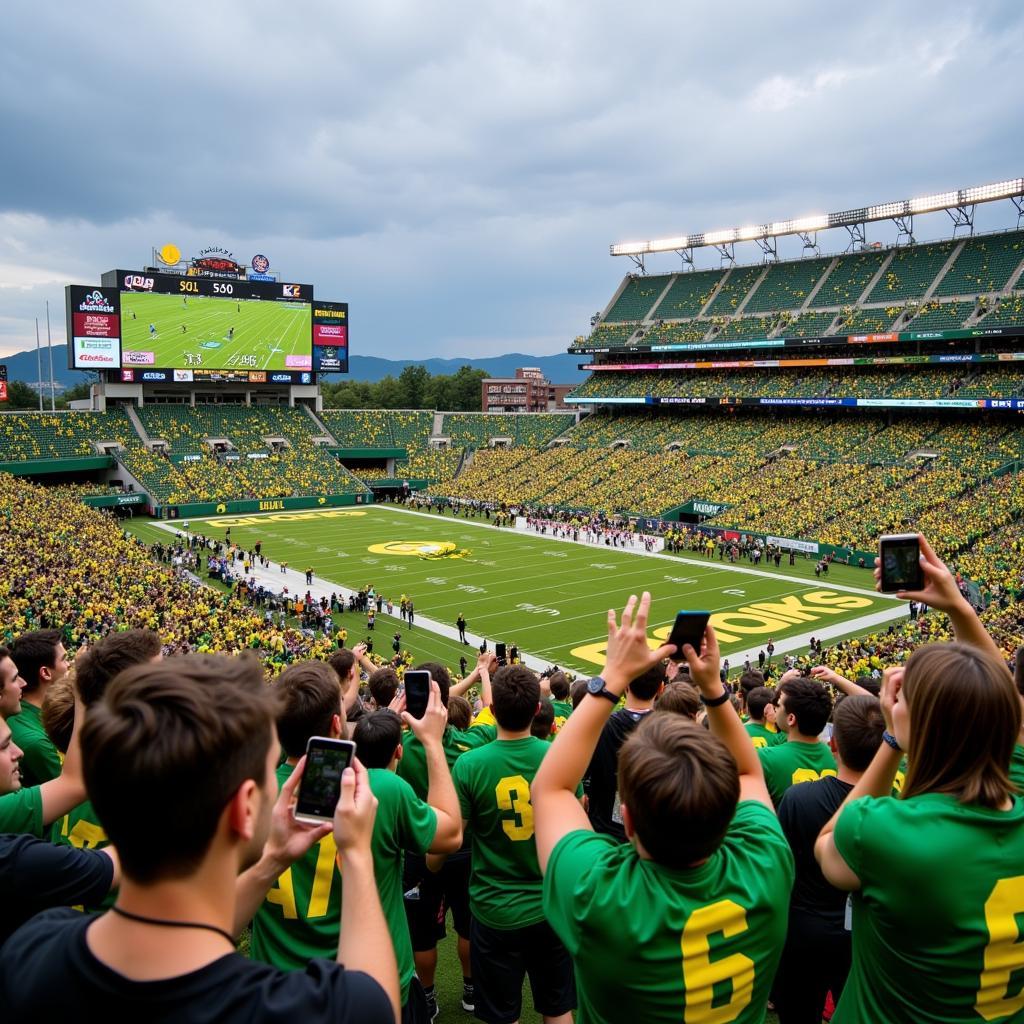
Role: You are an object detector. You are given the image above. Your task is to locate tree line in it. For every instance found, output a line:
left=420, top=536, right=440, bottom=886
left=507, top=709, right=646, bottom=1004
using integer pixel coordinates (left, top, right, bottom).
left=320, top=364, right=487, bottom=410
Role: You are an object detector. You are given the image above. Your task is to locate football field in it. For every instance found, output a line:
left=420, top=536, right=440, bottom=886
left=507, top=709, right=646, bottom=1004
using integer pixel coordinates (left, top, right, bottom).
left=120, top=292, right=311, bottom=370
left=130, top=505, right=905, bottom=674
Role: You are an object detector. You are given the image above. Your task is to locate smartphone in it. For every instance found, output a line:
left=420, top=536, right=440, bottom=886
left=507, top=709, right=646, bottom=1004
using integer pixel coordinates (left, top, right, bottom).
left=666, top=611, right=711, bottom=662
left=879, top=534, right=923, bottom=593
left=495, top=641, right=507, bottom=667
left=404, top=669, right=431, bottom=719
left=294, top=737, right=355, bottom=824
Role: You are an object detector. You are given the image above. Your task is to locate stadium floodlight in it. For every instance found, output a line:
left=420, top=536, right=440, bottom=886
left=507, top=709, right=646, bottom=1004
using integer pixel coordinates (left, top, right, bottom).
left=909, top=191, right=960, bottom=214
left=611, top=177, right=1023, bottom=259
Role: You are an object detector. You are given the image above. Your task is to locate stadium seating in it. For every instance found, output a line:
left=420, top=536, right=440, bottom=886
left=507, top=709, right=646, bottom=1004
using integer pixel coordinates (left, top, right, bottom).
left=743, top=256, right=833, bottom=314
left=808, top=250, right=888, bottom=308
left=602, top=275, right=672, bottom=322
left=703, top=264, right=765, bottom=315
left=712, top=314, right=779, bottom=342
left=441, top=414, right=520, bottom=447
left=977, top=292, right=1024, bottom=328
left=934, top=231, right=1024, bottom=297
left=867, top=241, right=957, bottom=302
left=903, top=300, right=975, bottom=332
left=0, top=410, right=134, bottom=461
left=649, top=270, right=725, bottom=319
left=642, top=320, right=714, bottom=344
left=832, top=306, right=901, bottom=334
left=319, top=409, right=397, bottom=447
left=785, top=310, right=839, bottom=337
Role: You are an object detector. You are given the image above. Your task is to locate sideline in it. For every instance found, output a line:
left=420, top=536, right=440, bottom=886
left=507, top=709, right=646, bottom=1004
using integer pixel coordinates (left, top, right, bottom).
left=156, top=508, right=909, bottom=674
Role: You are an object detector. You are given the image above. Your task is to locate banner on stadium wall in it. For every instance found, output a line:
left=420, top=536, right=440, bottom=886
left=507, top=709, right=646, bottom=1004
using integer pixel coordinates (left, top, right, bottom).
left=82, top=493, right=148, bottom=508
left=584, top=351, right=1024, bottom=372
left=767, top=535, right=819, bottom=554
left=159, top=492, right=372, bottom=518
left=679, top=499, right=731, bottom=516
left=570, top=394, right=1024, bottom=411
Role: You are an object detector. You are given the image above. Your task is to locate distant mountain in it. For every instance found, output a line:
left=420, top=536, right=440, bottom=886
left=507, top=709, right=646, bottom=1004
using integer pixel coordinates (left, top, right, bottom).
left=0, top=346, right=588, bottom=387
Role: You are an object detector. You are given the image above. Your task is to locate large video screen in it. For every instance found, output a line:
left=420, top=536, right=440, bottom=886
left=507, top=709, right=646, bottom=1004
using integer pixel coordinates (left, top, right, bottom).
left=117, top=272, right=312, bottom=372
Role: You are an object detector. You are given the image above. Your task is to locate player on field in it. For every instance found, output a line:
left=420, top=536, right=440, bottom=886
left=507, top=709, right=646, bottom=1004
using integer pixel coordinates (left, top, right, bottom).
left=0, top=654, right=398, bottom=1021
left=149, top=323, right=156, bottom=336
left=816, top=534, right=1024, bottom=1024
left=447, top=664, right=576, bottom=1023
left=533, top=594, right=793, bottom=1023
left=757, top=674, right=836, bottom=806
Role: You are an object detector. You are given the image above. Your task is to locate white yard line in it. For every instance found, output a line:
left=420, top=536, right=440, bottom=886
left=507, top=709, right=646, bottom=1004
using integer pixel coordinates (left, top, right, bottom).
left=160, top=506, right=908, bottom=673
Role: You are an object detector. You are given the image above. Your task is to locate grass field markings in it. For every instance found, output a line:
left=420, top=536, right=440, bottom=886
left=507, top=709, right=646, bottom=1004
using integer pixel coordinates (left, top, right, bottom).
left=373, top=505, right=888, bottom=600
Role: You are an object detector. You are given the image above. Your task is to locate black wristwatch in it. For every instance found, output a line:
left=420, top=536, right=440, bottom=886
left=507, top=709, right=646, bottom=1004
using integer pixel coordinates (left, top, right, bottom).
left=586, top=676, right=620, bottom=704
left=701, top=689, right=732, bottom=708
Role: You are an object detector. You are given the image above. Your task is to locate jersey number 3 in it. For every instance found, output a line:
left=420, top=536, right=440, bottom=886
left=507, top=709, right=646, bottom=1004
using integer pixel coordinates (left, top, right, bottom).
left=495, top=774, right=534, bottom=841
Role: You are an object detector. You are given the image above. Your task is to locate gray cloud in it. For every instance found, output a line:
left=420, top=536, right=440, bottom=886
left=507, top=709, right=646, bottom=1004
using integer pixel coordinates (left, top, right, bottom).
left=1, top=0, right=1022, bottom=361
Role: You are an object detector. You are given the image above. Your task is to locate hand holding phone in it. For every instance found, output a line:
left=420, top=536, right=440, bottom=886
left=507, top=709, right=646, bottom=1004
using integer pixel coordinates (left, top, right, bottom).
left=294, top=737, right=356, bottom=824
left=666, top=611, right=711, bottom=662
left=404, top=670, right=431, bottom=719
left=878, top=534, right=923, bottom=593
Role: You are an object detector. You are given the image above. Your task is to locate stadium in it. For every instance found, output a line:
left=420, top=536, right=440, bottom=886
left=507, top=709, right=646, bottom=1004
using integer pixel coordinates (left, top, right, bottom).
left=3, top=8, right=1024, bottom=1017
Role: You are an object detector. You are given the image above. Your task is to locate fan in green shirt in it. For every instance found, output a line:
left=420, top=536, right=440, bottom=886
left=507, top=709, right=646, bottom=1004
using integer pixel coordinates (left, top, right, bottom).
left=757, top=676, right=836, bottom=805
left=546, top=670, right=575, bottom=737
left=250, top=663, right=462, bottom=1011
left=8, top=629, right=69, bottom=787
left=533, top=596, right=794, bottom=1024
left=397, top=720, right=496, bottom=801
left=743, top=686, right=786, bottom=749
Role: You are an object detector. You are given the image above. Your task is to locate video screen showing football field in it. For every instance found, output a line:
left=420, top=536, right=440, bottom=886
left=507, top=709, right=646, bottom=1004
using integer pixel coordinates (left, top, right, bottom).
left=121, top=292, right=311, bottom=371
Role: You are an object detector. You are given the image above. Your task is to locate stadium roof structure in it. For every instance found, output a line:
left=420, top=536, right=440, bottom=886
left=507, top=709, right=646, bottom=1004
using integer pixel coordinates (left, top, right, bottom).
left=611, top=178, right=1024, bottom=271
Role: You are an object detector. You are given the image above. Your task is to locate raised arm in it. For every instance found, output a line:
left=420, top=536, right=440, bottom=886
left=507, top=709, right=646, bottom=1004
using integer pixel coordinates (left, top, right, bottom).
left=810, top=665, right=874, bottom=698
left=815, top=667, right=904, bottom=892
left=39, top=695, right=88, bottom=827
left=533, top=592, right=673, bottom=872
left=877, top=533, right=1002, bottom=663
left=683, top=625, right=772, bottom=808
left=402, top=680, right=462, bottom=852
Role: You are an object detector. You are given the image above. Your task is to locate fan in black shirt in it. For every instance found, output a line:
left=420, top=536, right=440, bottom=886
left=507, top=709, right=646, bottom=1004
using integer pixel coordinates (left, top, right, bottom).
left=773, top=694, right=884, bottom=1024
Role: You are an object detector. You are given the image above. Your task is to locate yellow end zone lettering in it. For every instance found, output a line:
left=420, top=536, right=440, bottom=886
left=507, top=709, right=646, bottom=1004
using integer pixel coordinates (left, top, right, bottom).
left=570, top=590, right=877, bottom=668
left=208, top=510, right=368, bottom=528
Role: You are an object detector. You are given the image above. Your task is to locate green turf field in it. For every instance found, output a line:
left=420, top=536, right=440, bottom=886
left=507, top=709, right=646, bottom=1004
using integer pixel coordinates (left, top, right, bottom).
left=121, top=292, right=311, bottom=371
left=127, top=504, right=904, bottom=674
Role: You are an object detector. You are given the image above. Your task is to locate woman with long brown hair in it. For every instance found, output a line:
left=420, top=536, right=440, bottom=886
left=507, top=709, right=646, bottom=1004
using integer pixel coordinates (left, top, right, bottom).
left=815, top=535, right=1023, bottom=1024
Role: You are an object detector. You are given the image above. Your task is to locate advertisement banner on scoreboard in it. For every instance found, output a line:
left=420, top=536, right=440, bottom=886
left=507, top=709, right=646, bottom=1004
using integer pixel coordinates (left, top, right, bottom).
left=66, top=286, right=122, bottom=369
left=312, top=301, right=349, bottom=373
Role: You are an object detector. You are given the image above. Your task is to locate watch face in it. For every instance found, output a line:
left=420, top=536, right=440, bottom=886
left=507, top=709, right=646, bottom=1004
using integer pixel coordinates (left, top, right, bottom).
left=587, top=677, right=605, bottom=694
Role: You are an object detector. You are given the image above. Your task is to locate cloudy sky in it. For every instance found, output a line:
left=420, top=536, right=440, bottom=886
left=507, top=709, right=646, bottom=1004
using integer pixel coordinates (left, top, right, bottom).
left=1, top=1, right=1022, bottom=362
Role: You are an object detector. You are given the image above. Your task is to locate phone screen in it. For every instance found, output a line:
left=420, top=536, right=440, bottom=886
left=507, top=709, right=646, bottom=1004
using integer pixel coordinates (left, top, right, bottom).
left=295, top=738, right=354, bottom=821
left=495, top=641, right=507, bottom=666
left=879, top=535, right=922, bottom=592
left=666, top=611, right=711, bottom=662
left=404, top=670, right=431, bottom=719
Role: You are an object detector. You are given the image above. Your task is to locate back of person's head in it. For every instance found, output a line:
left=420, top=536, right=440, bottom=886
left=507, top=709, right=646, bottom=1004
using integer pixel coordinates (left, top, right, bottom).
left=11, top=629, right=64, bottom=693
left=76, top=629, right=162, bottom=708
left=368, top=666, right=400, bottom=708
left=628, top=662, right=666, bottom=702
left=41, top=678, right=76, bottom=754
left=618, top=713, right=739, bottom=868
left=777, top=677, right=832, bottom=736
left=855, top=676, right=881, bottom=697
left=492, top=664, right=540, bottom=731
left=1014, top=646, right=1024, bottom=696
left=548, top=671, right=570, bottom=701
left=446, top=694, right=472, bottom=730
left=274, top=660, right=343, bottom=759
left=738, top=670, right=765, bottom=699
left=353, top=710, right=402, bottom=769
left=327, top=648, right=356, bottom=683
left=570, top=677, right=589, bottom=710
left=415, top=662, right=451, bottom=706
left=655, top=682, right=701, bottom=719
left=832, top=694, right=885, bottom=772
left=746, top=686, right=775, bottom=723
left=902, top=642, right=1018, bottom=808
left=531, top=700, right=555, bottom=739
left=81, top=654, right=276, bottom=884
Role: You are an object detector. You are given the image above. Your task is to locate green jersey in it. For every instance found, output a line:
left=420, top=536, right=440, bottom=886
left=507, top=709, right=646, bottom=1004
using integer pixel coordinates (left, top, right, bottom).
left=834, top=792, right=1024, bottom=1024
left=398, top=724, right=496, bottom=802
left=7, top=702, right=62, bottom=788
left=0, top=786, right=43, bottom=836
left=452, top=736, right=550, bottom=928
left=758, top=740, right=837, bottom=806
left=744, top=721, right=785, bottom=750
left=550, top=700, right=574, bottom=738
left=544, top=801, right=793, bottom=1024
left=1010, top=744, right=1024, bottom=791
left=53, top=799, right=116, bottom=909
left=250, top=764, right=437, bottom=1004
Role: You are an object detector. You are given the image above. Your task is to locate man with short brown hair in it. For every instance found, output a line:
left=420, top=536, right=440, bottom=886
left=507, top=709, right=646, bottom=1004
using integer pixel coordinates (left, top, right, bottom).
left=9, top=629, right=69, bottom=787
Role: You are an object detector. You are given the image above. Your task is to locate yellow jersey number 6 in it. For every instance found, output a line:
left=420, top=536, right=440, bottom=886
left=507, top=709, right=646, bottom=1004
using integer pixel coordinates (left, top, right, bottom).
left=976, top=875, right=1024, bottom=1021
left=681, top=899, right=754, bottom=1024
left=495, top=774, right=534, bottom=841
